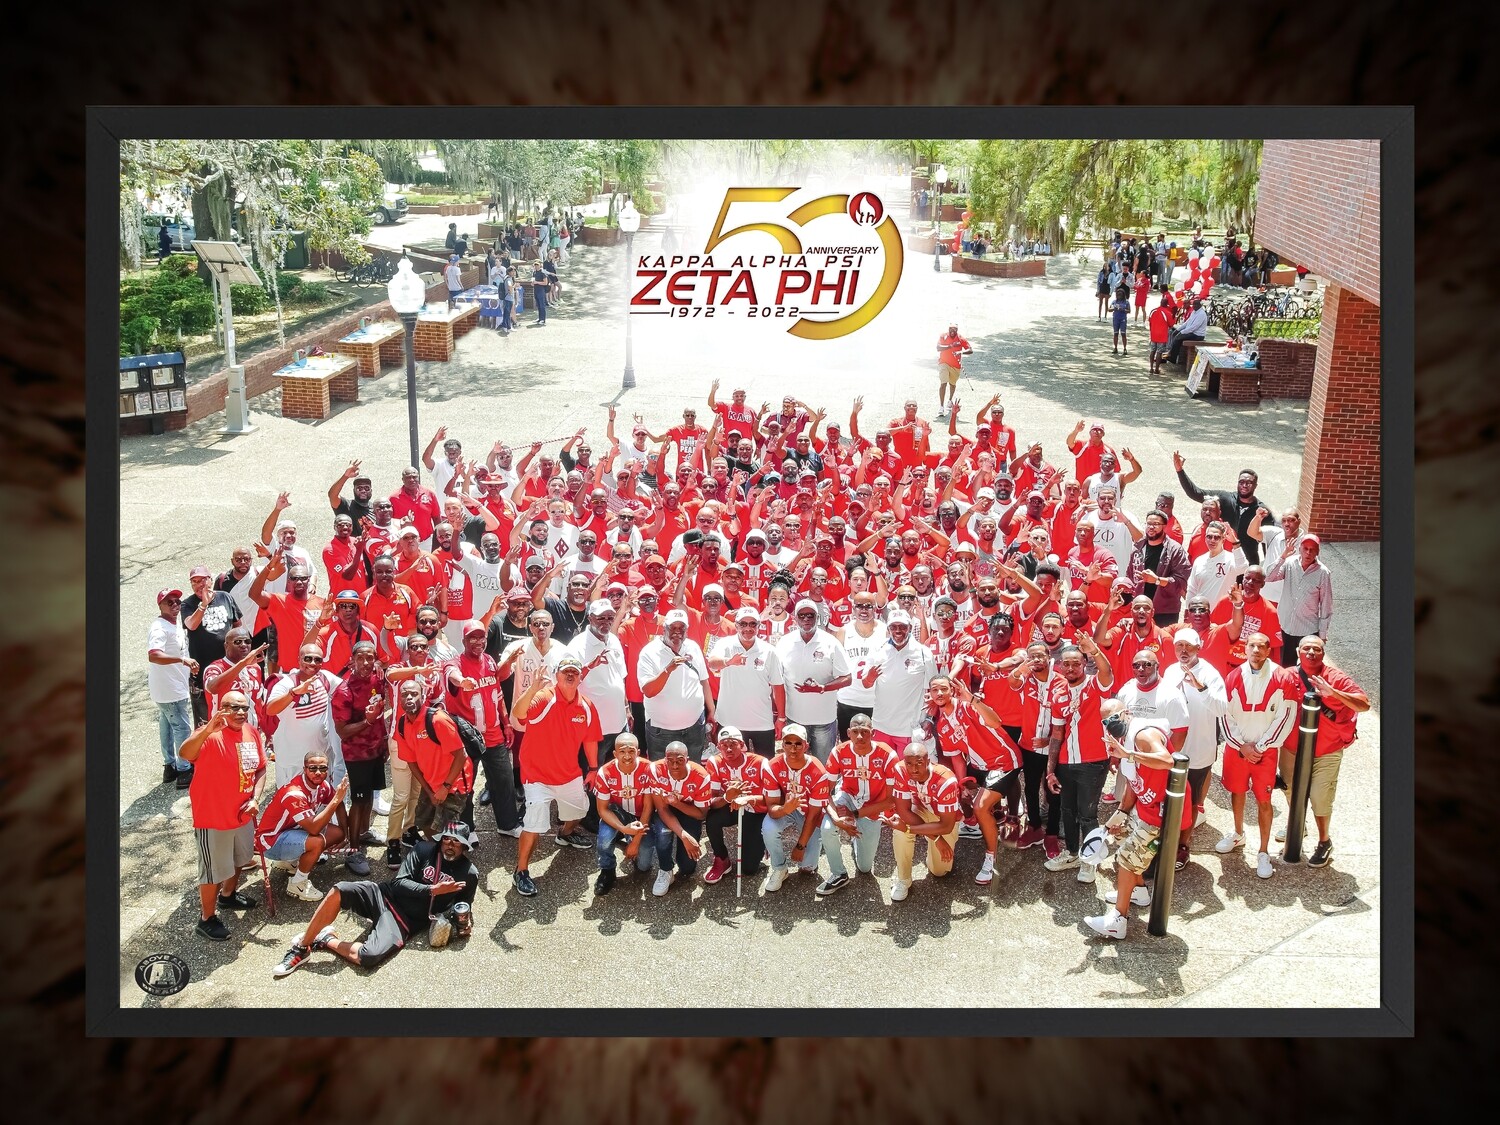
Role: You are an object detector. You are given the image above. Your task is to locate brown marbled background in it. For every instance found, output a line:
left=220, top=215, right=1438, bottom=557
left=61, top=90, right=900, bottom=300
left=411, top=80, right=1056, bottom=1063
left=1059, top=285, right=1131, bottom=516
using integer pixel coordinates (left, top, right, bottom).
left=0, top=1, right=1485, bottom=1118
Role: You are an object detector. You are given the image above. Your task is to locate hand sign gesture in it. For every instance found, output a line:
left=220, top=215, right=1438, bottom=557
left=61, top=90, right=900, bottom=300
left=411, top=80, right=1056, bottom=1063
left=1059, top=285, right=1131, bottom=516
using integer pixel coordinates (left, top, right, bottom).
left=1172, top=451, right=1185, bottom=473
left=274, top=490, right=292, bottom=511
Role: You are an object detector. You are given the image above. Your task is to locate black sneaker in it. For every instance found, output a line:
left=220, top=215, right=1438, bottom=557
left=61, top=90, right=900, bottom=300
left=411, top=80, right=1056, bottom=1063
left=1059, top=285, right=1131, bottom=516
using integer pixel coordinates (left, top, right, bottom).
left=217, top=890, right=258, bottom=910
left=816, top=873, right=852, bottom=897
left=272, top=944, right=310, bottom=978
left=385, top=841, right=402, bottom=870
left=478, top=787, right=491, bottom=806
left=358, top=830, right=381, bottom=846
left=1274, top=772, right=1288, bottom=792
left=594, top=869, right=616, bottom=896
left=162, top=763, right=179, bottom=784
left=513, top=869, right=538, bottom=897
left=401, top=827, right=419, bottom=848
left=556, top=830, right=592, bottom=850
left=196, top=914, right=230, bottom=942
left=1308, top=839, right=1334, bottom=868
left=175, top=767, right=194, bottom=790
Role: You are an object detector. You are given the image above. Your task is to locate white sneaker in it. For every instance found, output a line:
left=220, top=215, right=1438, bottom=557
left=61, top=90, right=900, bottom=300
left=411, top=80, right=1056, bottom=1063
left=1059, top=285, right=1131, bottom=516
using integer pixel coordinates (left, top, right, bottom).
left=1257, top=851, right=1274, bottom=879
left=373, top=793, right=392, bottom=817
left=1085, top=909, right=1128, bottom=940
left=1274, top=825, right=1287, bottom=843
left=467, top=831, right=481, bottom=850
left=495, top=826, right=522, bottom=839
left=1044, top=851, right=1080, bottom=872
left=889, top=877, right=911, bottom=902
left=1076, top=862, right=1097, bottom=884
left=1193, top=809, right=1207, bottom=829
left=764, top=866, right=788, bottom=893
left=285, top=874, right=322, bottom=902
left=958, top=821, right=984, bottom=839
left=1105, top=885, right=1152, bottom=907
left=652, top=870, right=675, bottom=897
left=1215, top=831, right=1246, bottom=854
left=975, top=854, right=996, bottom=886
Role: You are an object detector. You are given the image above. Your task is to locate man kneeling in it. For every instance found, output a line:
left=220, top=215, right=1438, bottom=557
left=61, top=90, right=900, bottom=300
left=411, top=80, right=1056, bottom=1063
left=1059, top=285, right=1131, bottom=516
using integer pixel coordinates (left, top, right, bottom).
left=273, top=821, right=477, bottom=976
left=256, top=751, right=356, bottom=901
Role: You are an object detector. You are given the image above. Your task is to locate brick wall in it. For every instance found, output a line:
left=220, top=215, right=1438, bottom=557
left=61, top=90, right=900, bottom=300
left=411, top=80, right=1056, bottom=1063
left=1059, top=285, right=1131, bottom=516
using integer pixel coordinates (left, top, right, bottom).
left=951, top=257, right=1046, bottom=279
left=179, top=264, right=482, bottom=425
left=1256, top=140, right=1380, bottom=306
left=1297, top=284, right=1381, bottom=540
left=1257, top=338, right=1317, bottom=398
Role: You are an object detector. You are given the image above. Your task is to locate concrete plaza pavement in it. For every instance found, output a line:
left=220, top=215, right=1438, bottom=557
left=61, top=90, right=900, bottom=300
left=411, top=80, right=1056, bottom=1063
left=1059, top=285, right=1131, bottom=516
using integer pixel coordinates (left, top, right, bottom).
left=117, top=226, right=1383, bottom=1010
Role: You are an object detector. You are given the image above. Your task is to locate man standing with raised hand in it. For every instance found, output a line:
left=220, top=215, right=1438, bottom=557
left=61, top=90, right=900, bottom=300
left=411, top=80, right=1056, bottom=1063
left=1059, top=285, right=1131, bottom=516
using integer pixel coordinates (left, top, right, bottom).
left=935, top=322, right=972, bottom=419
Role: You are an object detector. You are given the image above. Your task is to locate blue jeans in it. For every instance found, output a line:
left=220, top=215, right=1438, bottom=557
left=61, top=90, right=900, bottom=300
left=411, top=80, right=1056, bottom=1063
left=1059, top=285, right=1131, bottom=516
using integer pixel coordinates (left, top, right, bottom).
left=798, top=720, right=838, bottom=763
left=820, top=811, right=882, bottom=878
left=652, top=810, right=704, bottom=876
left=533, top=289, right=548, bottom=322
left=500, top=300, right=514, bottom=330
left=596, top=806, right=654, bottom=873
left=761, top=809, right=823, bottom=872
left=158, top=698, right=192, bottom=771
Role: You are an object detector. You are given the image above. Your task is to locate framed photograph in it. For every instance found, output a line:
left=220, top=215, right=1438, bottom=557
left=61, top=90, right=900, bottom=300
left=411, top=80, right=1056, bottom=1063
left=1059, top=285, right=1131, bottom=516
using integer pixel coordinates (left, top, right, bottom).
left=90, top=107, right=1412, bottom=1040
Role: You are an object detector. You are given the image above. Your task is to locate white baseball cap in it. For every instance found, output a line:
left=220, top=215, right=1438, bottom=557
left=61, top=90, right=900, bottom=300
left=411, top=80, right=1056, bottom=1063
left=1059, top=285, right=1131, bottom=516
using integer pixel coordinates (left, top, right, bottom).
left=1175, top=628, right=1202, bottom=647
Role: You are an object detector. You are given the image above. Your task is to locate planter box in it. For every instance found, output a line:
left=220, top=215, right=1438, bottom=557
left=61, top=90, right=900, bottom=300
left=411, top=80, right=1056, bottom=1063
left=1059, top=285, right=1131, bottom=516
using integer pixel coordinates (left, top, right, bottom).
left=575, top=226, right=622, bottom=247
left=906, top=232, right=939, bottom=255
left=1268, top=266, right=1297, bottom=286
left=951, top=256, right=1047, bottom=279
left=1256, top=338, right=1317, bottom=398
left=477, top=222, right=505, bottom=241
left=910, top=174, right=930, bottom=191
left=938, top=204, right=965, bottom=222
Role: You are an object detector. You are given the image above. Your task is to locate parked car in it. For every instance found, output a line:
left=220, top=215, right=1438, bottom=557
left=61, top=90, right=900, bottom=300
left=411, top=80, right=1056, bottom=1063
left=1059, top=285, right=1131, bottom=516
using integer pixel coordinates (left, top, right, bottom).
left=372, top=190, right=409, bottom=225
left=143, top=213, right=196, bottom=253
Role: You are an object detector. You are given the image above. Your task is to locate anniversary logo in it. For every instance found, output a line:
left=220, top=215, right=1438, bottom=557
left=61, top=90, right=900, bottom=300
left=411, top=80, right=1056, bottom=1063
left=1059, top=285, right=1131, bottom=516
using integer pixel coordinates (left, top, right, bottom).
left=629, top=187, right=903, bottom=339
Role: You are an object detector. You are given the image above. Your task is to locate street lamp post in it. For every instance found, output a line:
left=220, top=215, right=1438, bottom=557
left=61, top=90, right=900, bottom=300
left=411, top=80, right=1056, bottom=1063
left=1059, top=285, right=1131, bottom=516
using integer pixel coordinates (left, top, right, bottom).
left=386, top=256, right=427, bottom=469
left=932, top=162, right=948, bottom=272
left=619, top=200, right=641, bottom=390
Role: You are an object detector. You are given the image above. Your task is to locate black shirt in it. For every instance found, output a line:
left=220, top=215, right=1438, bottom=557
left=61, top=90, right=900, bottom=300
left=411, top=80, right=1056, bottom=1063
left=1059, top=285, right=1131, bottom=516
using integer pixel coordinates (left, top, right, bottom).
left=384, top=839, right=477, bottom=929
left=486, top=615, right=533, bottom=705
left=541, top=596, right=589, bottom=645
left=1174, top=467, right=1274, bottom=565
left=180, top=590, right=242, bottom=666
left=334, top=496, right=371, bottom=528
left=1141, top=540, right=1165, bottom=600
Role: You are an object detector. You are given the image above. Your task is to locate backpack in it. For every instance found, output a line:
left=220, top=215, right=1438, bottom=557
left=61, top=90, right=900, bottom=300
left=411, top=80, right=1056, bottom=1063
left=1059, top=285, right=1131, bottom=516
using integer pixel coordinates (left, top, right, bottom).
left=404, top=705, right=487, bottom=760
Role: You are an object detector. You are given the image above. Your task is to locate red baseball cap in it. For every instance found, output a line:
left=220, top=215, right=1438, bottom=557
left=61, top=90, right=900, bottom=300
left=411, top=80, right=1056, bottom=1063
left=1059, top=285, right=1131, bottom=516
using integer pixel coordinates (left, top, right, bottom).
left=188, top=565, right=212, bottom=579
left=157, top=588, right=183, bottom=602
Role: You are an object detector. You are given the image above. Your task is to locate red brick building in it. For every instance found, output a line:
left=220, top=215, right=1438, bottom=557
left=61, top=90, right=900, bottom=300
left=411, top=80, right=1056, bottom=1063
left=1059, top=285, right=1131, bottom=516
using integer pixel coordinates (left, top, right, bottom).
left=1255, top=140, right=1381, bottom=541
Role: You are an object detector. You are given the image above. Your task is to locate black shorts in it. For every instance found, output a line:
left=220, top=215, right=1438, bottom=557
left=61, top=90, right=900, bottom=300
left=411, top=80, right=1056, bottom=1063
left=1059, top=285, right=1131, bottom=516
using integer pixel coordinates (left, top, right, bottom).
left=969, top=762, right=1020, bottom=794
left=345, top=758, right=387, bottom=802
left=334, top=880, right=409, bottom=966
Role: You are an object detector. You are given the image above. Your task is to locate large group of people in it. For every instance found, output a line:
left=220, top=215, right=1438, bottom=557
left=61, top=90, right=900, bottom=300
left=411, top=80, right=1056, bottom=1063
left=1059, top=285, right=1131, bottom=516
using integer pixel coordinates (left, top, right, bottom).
left=145, top=348, right=1365, bottom=975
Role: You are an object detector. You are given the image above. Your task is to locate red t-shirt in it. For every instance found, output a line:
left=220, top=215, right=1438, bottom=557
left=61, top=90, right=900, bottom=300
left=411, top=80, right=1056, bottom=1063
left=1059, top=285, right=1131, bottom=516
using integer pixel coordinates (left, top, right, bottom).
left=189, top=725, right=266, bottom=830
left=389, top=487, right=442, bottom=540
left=1048, top=673, right=1110, bottom=765
left=593, top=758, right=656, bottom=818
left=713, top=402, right=760, bottom=443
left=1067, top=440, right=1116, bottom=484
left=974, top=640, right=1024, bottom=727
left=255, top=773, right=335, bottom=851
left=522, top=690, right=602, bottom=785
left=1101, top=622, right=1171, bottom=687
left=937, top=333, right=970, bottom=369
left=1166, top=621, right=1235, bottom=678
left=1149, top=304, right=1175, bottom=344
left=361, top=584, right=420, bottom=662
left=393, top=706, right=473, bottom=793
left=317, top=619, right=380, bottom=677
left=667, top=425, right=709, bottom=464
left=933, top=700, right=1022, bottom=774
left=323, top=537, right=368, bottom=595
left=265, top=592, right=325, bottom=673
left=1286, top=662, right=1364, bottom=757
left=444, top=651, right=506, bottom=745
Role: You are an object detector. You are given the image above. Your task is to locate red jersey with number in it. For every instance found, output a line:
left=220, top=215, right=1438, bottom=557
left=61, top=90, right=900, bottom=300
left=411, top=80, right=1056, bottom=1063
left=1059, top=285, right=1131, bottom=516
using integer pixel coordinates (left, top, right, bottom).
left=443, top=651, right=506, bottom=744
left=933, top=700, right=1023, bottom=774
left=760, top=754, right=832, bottom=808
left=1048, top=673, right=1110, bottom=764
left=825, top=740, right=899, bottom=804
left=203, top=658, right=268, bottom=729
left=593, top=758, right=656, bottom=818
left=323, top=538, right=368, bottom=595
left=927, top=629, right=974, bottom=679
left=703, top=751, right=771, bottom=814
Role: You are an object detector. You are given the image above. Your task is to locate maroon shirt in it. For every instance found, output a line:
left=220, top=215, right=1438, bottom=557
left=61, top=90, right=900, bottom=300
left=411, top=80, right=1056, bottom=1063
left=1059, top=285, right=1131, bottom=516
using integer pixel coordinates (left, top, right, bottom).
left=330, top=668, right=390, bottom=762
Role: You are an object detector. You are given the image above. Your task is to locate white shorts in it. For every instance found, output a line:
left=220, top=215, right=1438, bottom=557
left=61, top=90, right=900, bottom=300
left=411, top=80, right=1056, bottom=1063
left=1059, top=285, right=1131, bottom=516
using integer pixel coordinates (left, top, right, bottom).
left=522, top=777, right=590, bottom=833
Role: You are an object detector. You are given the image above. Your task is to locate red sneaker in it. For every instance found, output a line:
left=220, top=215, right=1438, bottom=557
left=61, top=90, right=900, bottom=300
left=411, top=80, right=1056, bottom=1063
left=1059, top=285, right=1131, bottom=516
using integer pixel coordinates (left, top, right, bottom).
left=1043, top=834, right=1063, bottom=860
left=999, top=815, right=1021, bottom=846
left=1015, top=826, right=1046, bottom=850
left=702, top=856, right=732, bottom=885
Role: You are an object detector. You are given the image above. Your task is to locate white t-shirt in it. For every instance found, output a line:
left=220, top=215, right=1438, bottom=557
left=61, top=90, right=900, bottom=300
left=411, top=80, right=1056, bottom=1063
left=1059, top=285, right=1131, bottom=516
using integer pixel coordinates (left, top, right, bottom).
left=432, top=456, right=462, bottom=499
left=267, top=670, right=345, bottom=787
left=456, top=546, right=503, bottom=611
left=1083, top=472, right=1128, bottom=504
left=147, top=615, right=190, bottom=703
left=566, top=630, right=628, bottom=735
left=1114, top=678, right=1190, bottom=730
left=504, top=639, right=565, bottom=730
left=1158, top=659, right=1228, bottom=769
left=836, top=621, right=886, bottom=707
left=226, top=565, right=265, bottom=627
left=709, top=635, right=784, bottom=731
left=1080, top=511, right=1137, bottom=574
left=555, top=552, right=606, bottom=597
left=775, top=629, right=850, bottom=727
left=637, top=638, right=710, bottom=730
left=1185, top=547, right=1249, bottom=611
left=868, top=640, right=937, bottom=736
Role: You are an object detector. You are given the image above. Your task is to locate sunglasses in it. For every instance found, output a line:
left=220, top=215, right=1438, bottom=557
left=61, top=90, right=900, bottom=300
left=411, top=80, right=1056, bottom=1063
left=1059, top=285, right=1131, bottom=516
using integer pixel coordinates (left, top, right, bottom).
left=782, top=738, right=806, bottom=747
left=301, top=655, right=324, bottom=663
left=407, top=643, right=429, bottom=651
left=162, top=597, right=181, bottom=605
left=305, top=765, right=329, bottom=774
left=222, top=703, right=251, bottom=713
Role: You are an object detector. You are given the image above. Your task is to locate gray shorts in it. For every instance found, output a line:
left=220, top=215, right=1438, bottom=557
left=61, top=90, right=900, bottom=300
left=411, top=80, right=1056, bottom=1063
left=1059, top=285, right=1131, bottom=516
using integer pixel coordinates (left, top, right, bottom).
left=195, top=823, right=255, bottom=886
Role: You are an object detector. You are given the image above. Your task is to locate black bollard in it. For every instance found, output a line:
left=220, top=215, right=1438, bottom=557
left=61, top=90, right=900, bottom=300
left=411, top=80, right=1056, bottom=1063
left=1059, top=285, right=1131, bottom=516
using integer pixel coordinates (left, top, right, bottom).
left=1147, top=752, right=1191, bottom=938
left=1282, top=689, right=1322, bottom=864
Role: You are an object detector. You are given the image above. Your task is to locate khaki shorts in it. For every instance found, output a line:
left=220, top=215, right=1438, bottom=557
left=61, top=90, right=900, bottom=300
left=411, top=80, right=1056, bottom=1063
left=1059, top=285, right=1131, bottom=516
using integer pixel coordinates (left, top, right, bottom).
left=939, top=364, right=961, bottom=386
left=1309, top=751, right=1343, bottom=818
left=195, top=823, right=255, bottom=886
left=1115, top=814, right=1161, bottom=875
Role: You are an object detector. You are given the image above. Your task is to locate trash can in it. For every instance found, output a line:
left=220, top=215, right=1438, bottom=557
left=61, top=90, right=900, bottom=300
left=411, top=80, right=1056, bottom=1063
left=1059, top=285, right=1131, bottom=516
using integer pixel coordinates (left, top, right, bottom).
left=281, top=230, right=309, bottom=270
